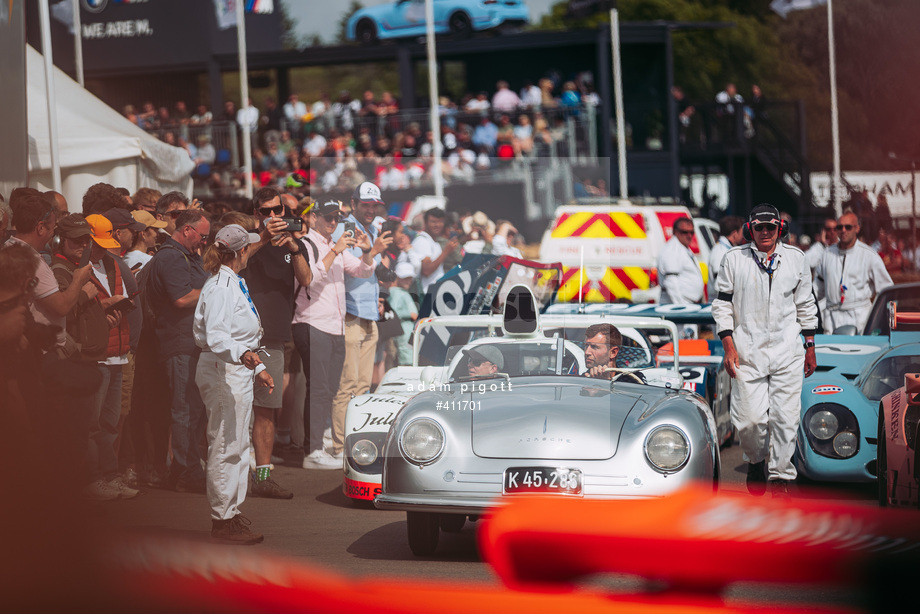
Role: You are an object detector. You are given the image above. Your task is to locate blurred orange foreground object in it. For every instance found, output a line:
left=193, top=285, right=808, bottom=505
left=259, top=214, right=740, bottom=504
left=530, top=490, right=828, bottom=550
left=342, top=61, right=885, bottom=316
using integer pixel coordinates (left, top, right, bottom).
left=104, top=530, right=857, bottom=614
left=479, top=486, right=920, bottom=592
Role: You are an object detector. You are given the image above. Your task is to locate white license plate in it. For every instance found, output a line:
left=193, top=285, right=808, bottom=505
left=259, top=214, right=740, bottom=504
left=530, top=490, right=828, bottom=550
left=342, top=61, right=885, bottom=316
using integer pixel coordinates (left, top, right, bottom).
left=503, top=466, right=583, bottom=495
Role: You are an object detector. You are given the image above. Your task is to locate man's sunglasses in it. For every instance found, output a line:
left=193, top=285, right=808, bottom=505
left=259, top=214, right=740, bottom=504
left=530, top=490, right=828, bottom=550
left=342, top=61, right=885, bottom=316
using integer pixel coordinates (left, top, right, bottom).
left=65, top=235, right=93, bottom=246
left=323, top=214, right=343, bottom=223
left=675, top=229, right=694, bottom=235
left=753, top=223, right=778, bottom=232
left=838, top=224, right=855, bottom=231
left=469, top=357, right=488, bottom=367
left=0, top=277, right=38, bottom=314
left=258, top=204, right=285, bottom=216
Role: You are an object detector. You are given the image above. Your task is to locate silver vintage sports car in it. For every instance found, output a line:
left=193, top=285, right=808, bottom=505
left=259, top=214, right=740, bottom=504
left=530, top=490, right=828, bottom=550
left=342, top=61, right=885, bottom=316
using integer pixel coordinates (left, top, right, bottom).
left=373, top=286, right=722, bottom=555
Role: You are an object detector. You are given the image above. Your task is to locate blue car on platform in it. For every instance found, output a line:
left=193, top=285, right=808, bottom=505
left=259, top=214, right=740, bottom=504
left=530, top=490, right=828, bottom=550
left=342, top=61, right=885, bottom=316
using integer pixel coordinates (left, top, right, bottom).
left=346, top=0, right=530, bottom=44
left=794, top=283, right=920, bottom=483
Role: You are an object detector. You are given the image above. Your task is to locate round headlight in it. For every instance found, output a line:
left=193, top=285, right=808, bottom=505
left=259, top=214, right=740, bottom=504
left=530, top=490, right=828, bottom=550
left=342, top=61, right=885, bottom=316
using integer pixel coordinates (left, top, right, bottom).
left=808, top=410, right=839, bottom=440
left=645, top=426, right=690, bottom=472
left=399, top=418, right=444, bottom=464
left=833, top=431, right=858, bottom=458
left=351, top=439, right=378, bottom=466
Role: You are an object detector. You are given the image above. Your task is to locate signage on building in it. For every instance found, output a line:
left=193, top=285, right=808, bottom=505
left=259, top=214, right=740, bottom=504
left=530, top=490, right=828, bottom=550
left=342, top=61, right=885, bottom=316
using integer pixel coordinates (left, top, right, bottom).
left=32, top=0, right=281, bottom=73
left=811, top=171, right=915, bottom=218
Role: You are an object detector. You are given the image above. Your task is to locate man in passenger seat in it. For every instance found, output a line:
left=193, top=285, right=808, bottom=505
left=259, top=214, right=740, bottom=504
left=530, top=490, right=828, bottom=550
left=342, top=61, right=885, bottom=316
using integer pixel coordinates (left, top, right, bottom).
left=463, top=346, right=503, bottom=377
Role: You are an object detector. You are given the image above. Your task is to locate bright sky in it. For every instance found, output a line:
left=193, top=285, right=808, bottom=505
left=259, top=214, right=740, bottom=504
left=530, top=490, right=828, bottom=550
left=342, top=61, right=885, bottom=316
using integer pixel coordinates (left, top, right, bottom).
left=283, top=0, right=558, bottom=43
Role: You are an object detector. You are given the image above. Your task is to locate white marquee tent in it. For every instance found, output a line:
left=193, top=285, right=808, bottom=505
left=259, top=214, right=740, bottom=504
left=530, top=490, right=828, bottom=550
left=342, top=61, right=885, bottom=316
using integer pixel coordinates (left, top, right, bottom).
left=21, top=45, right=194, bottom=208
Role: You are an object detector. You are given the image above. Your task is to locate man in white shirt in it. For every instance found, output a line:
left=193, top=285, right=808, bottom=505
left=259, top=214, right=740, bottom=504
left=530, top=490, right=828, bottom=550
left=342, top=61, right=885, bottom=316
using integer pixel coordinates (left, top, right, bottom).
left=658, top=218, right=704, bottom=304
left=815, top=211, right=892, bottom=333
left=283, top=94, right=307, bottom=137
left=492, top=221, right=523, bottom=259
left=412, top=208, right=459, bottom=294
left=708, top=215, right=743, bottom=298
left=805, top=217, right=837, bottom=327
left=303, top=131, right=328, bottom=158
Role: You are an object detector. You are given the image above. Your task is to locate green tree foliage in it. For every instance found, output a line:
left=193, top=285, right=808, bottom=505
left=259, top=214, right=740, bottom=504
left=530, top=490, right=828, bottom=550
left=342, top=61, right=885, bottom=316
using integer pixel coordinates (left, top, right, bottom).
left=536, top=0, right=916, bottom=171
left=278, top=0, right=303, bottom=49
left=775, top=0, right=920, bottom=169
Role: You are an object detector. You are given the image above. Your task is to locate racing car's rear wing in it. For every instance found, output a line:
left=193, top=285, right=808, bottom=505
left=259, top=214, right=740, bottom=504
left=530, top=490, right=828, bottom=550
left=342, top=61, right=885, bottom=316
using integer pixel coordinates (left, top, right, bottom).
left=888, top=300, right=920, bottom=330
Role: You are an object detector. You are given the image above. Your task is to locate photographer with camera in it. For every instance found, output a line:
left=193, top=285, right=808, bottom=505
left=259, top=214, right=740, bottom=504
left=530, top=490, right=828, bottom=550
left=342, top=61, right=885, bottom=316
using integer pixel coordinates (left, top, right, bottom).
left=240, top=188, right=311, bottom=499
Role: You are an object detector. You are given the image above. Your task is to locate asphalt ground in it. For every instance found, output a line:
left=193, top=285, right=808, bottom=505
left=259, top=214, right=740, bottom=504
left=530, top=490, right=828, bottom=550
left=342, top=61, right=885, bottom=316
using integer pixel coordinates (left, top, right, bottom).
left=91, top=441, right=882, bottom=611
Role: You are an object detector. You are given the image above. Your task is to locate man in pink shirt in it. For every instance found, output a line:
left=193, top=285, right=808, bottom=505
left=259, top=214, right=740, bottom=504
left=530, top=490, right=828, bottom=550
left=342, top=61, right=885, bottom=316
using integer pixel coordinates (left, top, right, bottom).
left=292, top=201, right=376, bottom=469
left=491, top=80, right=522, bottom=113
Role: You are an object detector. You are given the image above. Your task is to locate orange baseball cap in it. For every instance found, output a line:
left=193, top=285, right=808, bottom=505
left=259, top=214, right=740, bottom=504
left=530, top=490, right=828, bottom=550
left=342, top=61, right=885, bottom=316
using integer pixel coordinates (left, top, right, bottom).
left=85, top=214, right=121, bottom=249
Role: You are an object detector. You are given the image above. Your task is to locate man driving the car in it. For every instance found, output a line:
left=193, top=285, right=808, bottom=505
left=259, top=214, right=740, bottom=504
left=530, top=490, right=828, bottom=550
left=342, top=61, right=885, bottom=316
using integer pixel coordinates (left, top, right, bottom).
left=583, top=323, right=621, bottom=379
left=464, top=346, right=503, bottom=377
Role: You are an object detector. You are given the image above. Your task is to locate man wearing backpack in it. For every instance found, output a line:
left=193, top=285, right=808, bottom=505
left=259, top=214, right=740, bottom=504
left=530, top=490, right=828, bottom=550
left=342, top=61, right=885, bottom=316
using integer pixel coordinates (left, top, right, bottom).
left=241, top=189, right=312, bottom=498
left=145, top=207, right=210, bottom=493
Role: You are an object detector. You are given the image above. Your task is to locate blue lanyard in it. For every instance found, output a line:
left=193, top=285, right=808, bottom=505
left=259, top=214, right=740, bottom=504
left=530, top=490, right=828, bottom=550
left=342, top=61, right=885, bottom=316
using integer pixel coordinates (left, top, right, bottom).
left=239, top=279, right=259, bottom=318
left=751, top=249, right=778, bottom=279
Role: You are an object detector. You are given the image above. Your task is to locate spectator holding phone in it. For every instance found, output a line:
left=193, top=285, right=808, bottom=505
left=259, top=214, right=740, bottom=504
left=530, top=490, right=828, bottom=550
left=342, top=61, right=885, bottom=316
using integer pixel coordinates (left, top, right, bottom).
left=293, top=200, right=375, bottom=469
left=329, top=182, right=394, bottom=460
left=241, top=188, right=312, bottom=499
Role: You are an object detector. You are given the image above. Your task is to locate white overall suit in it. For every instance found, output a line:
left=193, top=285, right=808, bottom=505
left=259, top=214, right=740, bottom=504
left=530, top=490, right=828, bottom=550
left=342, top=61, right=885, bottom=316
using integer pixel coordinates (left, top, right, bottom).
left=658, top=235, right=704, bottom=304
left=815, top=241, right=892, bottom=333
left=194, top=266, right=265, bottom=521
left=712, top=242, right=818, bottom=480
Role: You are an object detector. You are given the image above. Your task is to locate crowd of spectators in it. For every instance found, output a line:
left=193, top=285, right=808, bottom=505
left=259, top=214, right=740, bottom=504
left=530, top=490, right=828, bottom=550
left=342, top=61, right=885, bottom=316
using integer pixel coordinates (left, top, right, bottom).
left=672, top=82, right=767, bottom=148
left=122, top=74, right=601, bottom=197
left=0, top=178, right=529, bottom=543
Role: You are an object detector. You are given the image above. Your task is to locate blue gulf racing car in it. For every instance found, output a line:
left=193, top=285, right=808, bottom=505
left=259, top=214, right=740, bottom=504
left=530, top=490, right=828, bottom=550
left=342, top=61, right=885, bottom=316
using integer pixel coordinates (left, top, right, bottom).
left=794, top=284, right=920, bottom=483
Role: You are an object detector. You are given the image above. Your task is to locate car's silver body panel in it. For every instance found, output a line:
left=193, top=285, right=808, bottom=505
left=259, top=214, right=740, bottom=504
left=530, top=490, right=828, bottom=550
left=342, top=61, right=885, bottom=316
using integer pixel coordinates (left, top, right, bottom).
left=376, top=376, right=720, bottom=514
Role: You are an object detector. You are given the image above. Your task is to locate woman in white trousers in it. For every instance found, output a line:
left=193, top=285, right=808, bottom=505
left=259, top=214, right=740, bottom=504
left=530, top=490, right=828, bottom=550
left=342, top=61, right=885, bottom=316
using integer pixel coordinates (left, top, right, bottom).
left=194, top=224, right=274, bottom=545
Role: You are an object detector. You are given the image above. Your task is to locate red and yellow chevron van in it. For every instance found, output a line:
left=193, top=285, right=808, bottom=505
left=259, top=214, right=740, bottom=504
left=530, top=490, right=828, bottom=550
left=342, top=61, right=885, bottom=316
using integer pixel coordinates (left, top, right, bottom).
left=539, top=202, right=704, bottom=303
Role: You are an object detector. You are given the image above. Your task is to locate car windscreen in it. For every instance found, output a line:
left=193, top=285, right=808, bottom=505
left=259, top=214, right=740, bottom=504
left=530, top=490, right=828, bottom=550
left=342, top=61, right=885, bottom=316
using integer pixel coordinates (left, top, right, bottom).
left=860, top=354, right=920, bottom=401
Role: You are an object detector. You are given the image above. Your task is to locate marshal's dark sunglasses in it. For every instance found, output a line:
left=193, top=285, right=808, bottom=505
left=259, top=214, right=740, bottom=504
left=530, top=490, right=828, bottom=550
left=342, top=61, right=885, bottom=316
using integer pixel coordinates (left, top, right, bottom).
left=753, top=223, right=778, bottom=232
left=838, top=224, right=855, bottom=231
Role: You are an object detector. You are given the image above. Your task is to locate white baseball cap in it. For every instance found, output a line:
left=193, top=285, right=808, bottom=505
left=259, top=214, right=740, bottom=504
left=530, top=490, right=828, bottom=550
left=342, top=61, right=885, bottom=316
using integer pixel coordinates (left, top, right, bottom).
left=215, top=224, right=260, bottom=252
left=395, top=262, right=415, bottom=279
left=353, top=181, right=384, bottom=205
